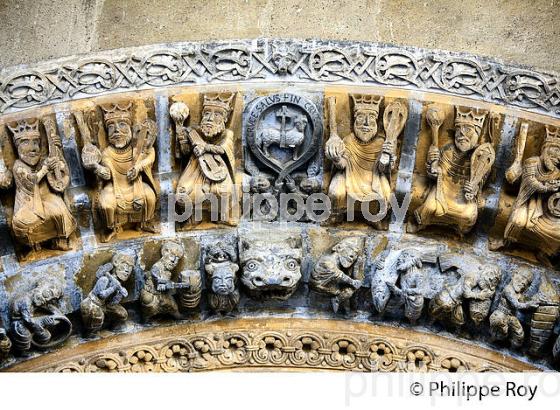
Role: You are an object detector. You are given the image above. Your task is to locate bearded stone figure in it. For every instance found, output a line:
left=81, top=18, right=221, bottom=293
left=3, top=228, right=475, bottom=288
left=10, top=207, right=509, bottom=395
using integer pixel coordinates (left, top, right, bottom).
left=325, top=94, right=407, bottom=224
left=141, top=240, right=201, bottom=320
left=310, top=237, right=363, bottom=314
left=170, top=93, right=238, bottom=225
left=80, top=252, right=134, bottom=334
left=6, top=118, right=76, bottom=252
left=503, top=124, right=560, bottom=262
left=411, top=107, right=497, bottom=235
left=10, top=274, right=72, bottom=353
left=83, top=102, right=158, bottom=242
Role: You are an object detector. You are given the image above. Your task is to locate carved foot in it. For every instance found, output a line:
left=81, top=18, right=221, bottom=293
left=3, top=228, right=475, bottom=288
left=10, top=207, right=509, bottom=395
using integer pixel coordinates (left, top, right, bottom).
left=406, top=220, right=421, bottom=233
left=52, top=238, right=72, bottom=251
left=139, top=222, right=159, bottom=234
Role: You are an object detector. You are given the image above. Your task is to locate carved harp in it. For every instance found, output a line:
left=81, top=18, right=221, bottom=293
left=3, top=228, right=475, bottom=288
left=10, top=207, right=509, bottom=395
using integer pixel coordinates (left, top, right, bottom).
left=188, top=128, right=228, bottom=182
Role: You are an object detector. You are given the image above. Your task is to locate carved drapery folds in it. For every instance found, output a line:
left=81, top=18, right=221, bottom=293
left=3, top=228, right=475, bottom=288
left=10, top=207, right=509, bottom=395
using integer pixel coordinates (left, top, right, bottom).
left=1, top=40, right=560, bottom=371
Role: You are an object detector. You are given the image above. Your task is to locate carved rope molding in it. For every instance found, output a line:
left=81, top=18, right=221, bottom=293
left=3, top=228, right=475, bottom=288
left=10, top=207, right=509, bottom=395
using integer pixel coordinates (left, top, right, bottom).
left=6, top=318, right=539, bottom=373
left=0, top=38, right=559, bottom=118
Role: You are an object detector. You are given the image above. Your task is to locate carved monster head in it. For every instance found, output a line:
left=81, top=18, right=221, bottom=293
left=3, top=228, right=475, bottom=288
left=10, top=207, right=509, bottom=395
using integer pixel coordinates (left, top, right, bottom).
left=239, top=236, right=303, bottom=300
left=272, top=44, right=296, bottom=74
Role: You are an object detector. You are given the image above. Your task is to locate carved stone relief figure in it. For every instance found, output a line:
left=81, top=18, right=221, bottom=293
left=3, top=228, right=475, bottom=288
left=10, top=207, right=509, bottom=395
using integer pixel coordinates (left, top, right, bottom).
left=205, top=241, right=240, bottom=314
left=10, top=272, right=71, bottom=353
left=489, top=268, right=539, bottom=349
left=325, top=95, right=407, bottom=224
left=410, top=106, right=499, bottom=235
left=310, top=237, right=363, bottom=314
left=239, top=234, right=302, bottom=300
left=76, top=102, right=158, bottom=242
left=371, top=245, right=443, bottom=322
left=429, top=254, right=501, bottom=329
left=140, top=240, right=201, bottom=320
left=244, top=93, right=322, bottom=220
left=502, top=124, right=560, bottom=263
left=80, top=251, right=135, bottom=334
left=5, top=117, right=76, bottom=252
left=170, top=93, right=238, bottom=226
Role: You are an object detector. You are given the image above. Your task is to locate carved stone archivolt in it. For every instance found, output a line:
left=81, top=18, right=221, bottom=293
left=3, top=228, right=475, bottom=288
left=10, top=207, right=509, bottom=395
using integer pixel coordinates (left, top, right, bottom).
left=0, top=39, right=560, bottom=372
left=5, top=319, right=539, bottom=373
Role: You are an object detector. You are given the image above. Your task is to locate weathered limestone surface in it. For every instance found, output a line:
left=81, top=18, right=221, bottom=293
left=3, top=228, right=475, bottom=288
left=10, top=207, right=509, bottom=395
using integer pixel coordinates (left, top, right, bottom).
left=0, top=0, right=559, bottom=72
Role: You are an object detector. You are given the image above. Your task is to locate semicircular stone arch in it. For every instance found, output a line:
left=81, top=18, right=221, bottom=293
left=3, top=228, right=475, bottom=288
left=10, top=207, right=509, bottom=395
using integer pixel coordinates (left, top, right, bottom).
left=0, top=39, right=559, bottom=372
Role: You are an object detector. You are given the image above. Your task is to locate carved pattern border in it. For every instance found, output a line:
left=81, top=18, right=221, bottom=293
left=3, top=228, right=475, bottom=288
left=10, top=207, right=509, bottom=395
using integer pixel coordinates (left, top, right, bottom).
left=0, top=39, right=559, bottom=118
left=6, top=319, right=539, bottom=372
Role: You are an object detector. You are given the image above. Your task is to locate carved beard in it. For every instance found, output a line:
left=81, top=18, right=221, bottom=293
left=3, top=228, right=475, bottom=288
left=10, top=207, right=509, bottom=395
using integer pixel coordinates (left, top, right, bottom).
left=201, top=120, right=225, bottom=139
left=109, top=129, right=132, bottom=149
left=208, top=289, right=240, bottom=313
left=354, top=124, right=377, bottom=143
left=454, top=126, right=479, bottom=152
left=338, top=254, right=355, bottom=269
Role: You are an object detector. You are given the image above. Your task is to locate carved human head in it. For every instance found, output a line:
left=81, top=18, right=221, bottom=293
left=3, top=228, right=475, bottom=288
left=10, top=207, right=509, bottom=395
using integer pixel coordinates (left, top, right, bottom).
left=332, top=237, right=361, bottom=269
left=102, top=102, right=133, bottom=149
left=478, top=264, right=502, bottom=290
left=512, top=267, right=533, bottom=293
left=8, top=119, right=42, bottom=166
left=351, top=94, right=382, bottom=142
left=112, top=252, right=135, bottom=283
left=396, top=249, right=423, bottom=271
left=160, top=240, right=184, bottom=271
left=454, top=108, right=486, bottom=152
left=200, top=93, right=234, bottom=138
left=31, top=276, right=63, bottom=308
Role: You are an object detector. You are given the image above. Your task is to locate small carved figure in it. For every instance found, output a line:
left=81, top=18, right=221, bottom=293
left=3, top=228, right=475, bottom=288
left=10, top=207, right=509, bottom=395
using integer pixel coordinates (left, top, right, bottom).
left=385, top=249, right=429, bottom=323
left=80, top=252, right=135, bottom=334
left=310, top=237, right=363, bottom=314
left=430, top=255, right=501, bottom=329
left=240, top=235, right=302, bottom=300
left=140, top=240, right=200, bottom=320
left=503, top=124, right=560, bottom=262
left=412, top=107, right=498, bottom=235
left=10, top=274, right=72, bottom=353
left=170, top=93, right=238, bottom=225
left=77, top=102, right=158, bottom=242
left=489, top=268, right=539, bottom=349
left=526, top=271, right=559, bottom=356
left=6, top=117, right=76, bottom=251
left=325, top=95, right=407, bottom=224
left=205, top=241, right=240, bottom=314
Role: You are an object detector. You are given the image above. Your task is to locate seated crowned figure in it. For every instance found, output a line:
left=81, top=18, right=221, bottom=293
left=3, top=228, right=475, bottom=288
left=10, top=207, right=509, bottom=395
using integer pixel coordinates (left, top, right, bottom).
left=7, top=118, right=76, bottom=251
left=93, top=102, right=158, bottom=242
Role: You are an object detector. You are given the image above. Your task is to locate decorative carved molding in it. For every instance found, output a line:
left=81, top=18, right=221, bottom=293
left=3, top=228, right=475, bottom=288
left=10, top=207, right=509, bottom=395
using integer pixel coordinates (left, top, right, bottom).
left=0, top=39, right=559, bottom=118
left=5, top=318, right=539, bottom=373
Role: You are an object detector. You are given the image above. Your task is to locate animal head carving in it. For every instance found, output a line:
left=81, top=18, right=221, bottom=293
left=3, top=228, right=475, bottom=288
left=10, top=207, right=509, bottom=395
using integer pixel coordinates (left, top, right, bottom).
left=239, top=236, right=302, bottom=300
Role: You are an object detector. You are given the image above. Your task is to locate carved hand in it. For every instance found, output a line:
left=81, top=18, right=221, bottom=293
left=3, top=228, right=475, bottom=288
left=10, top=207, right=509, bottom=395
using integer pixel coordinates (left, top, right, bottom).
left=95, top=165, right=111, bottom=181
left=300, top=177, right=320, bottom=192
left=351, top=279, right=362, bottom=289
left=325, top=136, right=345, bottom=161
left=464, top=180, right=478, bottom=201
left=127, top=164, right=140, bottom=182
left=193, top=144, right=206, bottom=157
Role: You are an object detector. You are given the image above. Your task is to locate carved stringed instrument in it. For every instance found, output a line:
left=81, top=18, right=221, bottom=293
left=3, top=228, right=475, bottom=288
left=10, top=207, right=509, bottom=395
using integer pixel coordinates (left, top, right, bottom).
left=467, top=113, right=499, bottom=202
left=169, top=101, right=228, bottom=183
left=380, top=99, right=408, bottom=168
left=42, top=117, right=69, bottom=192
left=74, top=110, right=102, bottom=171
